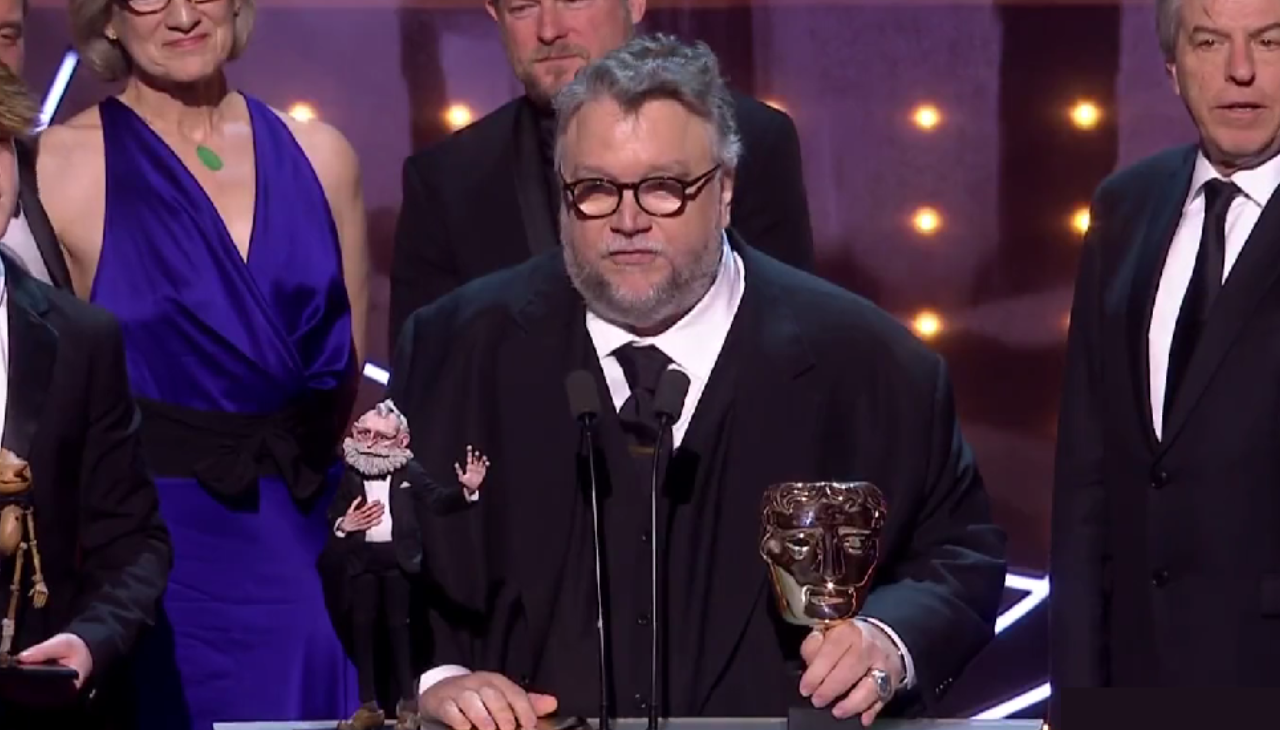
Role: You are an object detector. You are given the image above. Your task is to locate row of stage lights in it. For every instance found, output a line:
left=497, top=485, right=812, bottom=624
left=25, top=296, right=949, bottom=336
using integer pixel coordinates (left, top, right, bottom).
left=282, top=97, right=1095, bottom=348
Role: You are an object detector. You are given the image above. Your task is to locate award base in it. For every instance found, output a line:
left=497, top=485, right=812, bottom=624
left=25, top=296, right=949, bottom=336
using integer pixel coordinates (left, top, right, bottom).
left=0, top=658, right=78, bottom=707
left=787, top=706, right=865, bottom=729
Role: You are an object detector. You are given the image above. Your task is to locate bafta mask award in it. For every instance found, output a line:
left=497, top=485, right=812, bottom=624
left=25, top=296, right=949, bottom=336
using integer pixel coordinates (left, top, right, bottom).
left=759, top=481, right=887, bottom=628
left=0, top=449, right=46, bottom=666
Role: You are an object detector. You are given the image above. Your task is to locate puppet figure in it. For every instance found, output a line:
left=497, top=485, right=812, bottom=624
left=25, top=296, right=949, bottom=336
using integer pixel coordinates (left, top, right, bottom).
left=0, top=449, right=46, bottom=666
left=328, top=399, right=488, bottom=730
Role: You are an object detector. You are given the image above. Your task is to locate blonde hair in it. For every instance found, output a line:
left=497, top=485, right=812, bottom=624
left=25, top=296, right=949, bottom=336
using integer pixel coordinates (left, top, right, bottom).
left=69, top=0, right=257, bottom=82
left=0, top=64, right=38, bottom=140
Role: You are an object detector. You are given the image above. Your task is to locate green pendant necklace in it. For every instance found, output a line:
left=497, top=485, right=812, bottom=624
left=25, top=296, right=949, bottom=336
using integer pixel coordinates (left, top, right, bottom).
left=196, top=144, right=224, bottom=172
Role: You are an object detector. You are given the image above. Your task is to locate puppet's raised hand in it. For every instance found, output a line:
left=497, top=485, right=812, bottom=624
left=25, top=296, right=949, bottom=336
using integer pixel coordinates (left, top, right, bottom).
left=455, top=445, right=490, bottom=493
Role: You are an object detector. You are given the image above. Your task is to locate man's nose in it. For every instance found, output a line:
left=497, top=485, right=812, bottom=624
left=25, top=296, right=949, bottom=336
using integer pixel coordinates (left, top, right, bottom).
left=537, top=3, right=568, bottom=44
left=609, top=191, right=651, bottom=234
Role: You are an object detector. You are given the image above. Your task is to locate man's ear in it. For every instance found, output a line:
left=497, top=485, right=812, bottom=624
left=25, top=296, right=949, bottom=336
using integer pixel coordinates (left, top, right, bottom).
left=628, top=0, right=647, bottom=24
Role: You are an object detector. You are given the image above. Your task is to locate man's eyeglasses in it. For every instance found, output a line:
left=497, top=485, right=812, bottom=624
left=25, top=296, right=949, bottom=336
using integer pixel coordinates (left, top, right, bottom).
left=560, top=165, right=720, bottom=220
left=123, top=0, right=221, bottom=15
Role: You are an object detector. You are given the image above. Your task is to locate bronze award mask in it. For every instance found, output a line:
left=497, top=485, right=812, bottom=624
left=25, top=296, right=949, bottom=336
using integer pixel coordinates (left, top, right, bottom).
left=759, top=481, right=888, bottom=627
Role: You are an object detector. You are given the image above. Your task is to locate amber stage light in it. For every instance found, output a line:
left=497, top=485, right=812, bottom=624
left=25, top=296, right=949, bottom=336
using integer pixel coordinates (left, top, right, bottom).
left=911, top=103, right=941, bottom=130
left=1071, top=206, right=1091, bottom=235
left=444, top=103, right=474, bottom=131
left=912, top=206, right=942, bottom=234
left=912, top=310, right=943, bottom=339
left=1069, top=99, right=1100, bottom=130
left=287, top=102, right=316, bottom=123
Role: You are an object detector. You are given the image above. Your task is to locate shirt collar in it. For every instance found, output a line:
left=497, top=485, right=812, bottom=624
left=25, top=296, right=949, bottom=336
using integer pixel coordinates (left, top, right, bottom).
left=586, top=230, right=740, bottom=382
left=1187, top=149, right=1280, bottom=210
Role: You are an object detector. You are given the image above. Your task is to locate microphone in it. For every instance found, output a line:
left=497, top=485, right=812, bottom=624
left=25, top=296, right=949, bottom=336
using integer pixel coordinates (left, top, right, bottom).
left=648, top=368, right=690, bottom=730
left=565, top=370, right=611, bottom=730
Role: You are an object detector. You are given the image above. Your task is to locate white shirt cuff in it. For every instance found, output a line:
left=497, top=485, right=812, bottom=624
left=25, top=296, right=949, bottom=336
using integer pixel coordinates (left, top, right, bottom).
left=333, top=517, right=347, bottom=538
left=464, top=488, right=480, bottom=503
left=857, top=616, right=916, bottom=690
left=418, top=664, right=471, bottom=695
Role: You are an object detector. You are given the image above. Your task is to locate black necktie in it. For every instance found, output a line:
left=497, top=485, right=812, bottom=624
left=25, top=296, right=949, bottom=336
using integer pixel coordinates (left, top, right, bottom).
left=614, top=344, right=672, bottom=454
left=1164, top=177, right=1239, bottom=426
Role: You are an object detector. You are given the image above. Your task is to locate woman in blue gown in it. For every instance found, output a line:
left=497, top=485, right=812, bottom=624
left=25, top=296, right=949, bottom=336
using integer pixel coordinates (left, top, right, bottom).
left=36, top=1, right=369, bottom=727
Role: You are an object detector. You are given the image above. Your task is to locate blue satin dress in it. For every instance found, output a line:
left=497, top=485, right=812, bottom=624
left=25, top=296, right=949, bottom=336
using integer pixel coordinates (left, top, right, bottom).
left=89, top=94, right=360, bottom=729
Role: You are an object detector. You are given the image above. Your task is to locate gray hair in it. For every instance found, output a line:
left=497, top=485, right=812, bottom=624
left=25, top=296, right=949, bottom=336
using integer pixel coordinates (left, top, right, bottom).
left=552, top=33, right=742, bottom=172
left=374, top=399, right=408, bottom=433
left=1156, top=0, right=1180, bottom=62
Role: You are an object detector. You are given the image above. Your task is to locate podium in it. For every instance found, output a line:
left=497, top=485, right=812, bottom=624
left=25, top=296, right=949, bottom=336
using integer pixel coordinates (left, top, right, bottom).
left=213, top=719, right=1043, bottom=729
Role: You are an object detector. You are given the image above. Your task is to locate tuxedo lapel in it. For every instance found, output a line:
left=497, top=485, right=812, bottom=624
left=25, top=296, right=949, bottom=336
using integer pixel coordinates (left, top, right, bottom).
left=687, top=246, right=816, bottom=712
left=14, top=139, right=72, bottom=292
left=1123, top=148, right=1195, bottom=452
left=511, top=100, right=560, bottom=257
left=1161, top=174, right=1280, bottom=450
left=1, top=260, right=56, bottom=461
left=495, top=258, right=591, bottom=676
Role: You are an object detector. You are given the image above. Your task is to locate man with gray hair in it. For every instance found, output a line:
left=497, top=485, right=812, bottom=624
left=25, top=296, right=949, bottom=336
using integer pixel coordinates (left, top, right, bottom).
left=387, top=0, right=814, bottom=347
left=391, top=33, right=1005, bottom=728
left=1051, top=0, right=1280, bottom=711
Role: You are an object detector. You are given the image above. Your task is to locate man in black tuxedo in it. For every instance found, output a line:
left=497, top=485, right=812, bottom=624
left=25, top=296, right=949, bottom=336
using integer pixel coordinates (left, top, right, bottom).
left=388, top=0, right=814, bottom=346
left=0, top=64, right=171, bottom=726
left=1050, top=0, right=1280, bottom=711
left=390, top=34, right=1005, bottom=730
left=0, top=0, right=72, bottom=289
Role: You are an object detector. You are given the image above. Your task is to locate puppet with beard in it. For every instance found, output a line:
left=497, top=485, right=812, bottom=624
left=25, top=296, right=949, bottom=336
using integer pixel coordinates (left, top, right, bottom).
left=322, top=399, right=488, bottom=730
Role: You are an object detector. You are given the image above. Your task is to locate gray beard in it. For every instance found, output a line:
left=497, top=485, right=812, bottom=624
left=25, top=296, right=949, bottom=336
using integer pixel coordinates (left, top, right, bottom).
left=563, top=231, right=722, bottom=332
left=343, top=439, right=411, bottom=477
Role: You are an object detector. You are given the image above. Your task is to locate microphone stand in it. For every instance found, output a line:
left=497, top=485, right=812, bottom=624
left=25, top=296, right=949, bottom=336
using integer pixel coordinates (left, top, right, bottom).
left=648, top=369, right=689, bottom=730
left=584, top=417, right=611, bottom=730
left=566, top=371, right=610, bottom=730
left=648, top=414, right=674, bottom=730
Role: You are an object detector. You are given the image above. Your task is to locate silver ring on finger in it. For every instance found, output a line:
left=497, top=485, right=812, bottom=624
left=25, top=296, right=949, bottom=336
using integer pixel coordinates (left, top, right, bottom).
left=866, top=667, right=893, bottom=703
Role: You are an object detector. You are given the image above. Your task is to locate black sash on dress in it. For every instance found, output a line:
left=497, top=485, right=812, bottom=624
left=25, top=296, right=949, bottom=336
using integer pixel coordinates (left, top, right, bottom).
left=137, top=389, right=348, bottom=506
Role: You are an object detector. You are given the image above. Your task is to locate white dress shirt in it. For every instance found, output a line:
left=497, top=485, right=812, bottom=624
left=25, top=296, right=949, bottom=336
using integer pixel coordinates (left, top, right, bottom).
left=420, top=233, right=917, bottom=694
left=1, top=143, right=51, bottom=285
left=360, top=475, right=393, bottom=543
left=1148, top=151, right=1280, bottom=439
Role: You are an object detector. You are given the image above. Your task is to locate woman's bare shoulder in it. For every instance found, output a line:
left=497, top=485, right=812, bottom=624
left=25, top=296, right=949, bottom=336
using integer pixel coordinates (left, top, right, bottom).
left=264, top=103, right=360, bottom=192
left=37, top=105, right=105, bottom=176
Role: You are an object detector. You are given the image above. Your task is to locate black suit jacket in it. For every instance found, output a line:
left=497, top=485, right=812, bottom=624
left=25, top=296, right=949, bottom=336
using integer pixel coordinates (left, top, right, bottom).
left=388, top=92, right=814, bottom=346
left=1050, top=145, right=1280, bottom=706
left=388, top=241, right=1006, bottom=716
left=0, top=253, right=171, bottom=724
left=13, top=139, right=73, bottom=291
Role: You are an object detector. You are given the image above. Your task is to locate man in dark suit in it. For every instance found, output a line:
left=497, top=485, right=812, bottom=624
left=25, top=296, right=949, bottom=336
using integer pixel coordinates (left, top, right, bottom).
left=0, top=63, right=171, bottom=726
left=388, top=0, right=814, bottom=346
left=390, top=35, right=1005, bottom=730
left=0, top=0, right=72, bottom=289
left=1050, top=0, right=1280, bottom=712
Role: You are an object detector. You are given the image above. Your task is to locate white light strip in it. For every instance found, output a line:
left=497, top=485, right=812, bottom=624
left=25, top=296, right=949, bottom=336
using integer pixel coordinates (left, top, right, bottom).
left=970, top=682, right=1051, bottom=720
left=363, top=362, right=389, bottom=385
left=39, top=50, right=79, bottom=131
left=997, top=573, right=1050, bottom=634
left=967, top=572, right=1052, bottom=719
